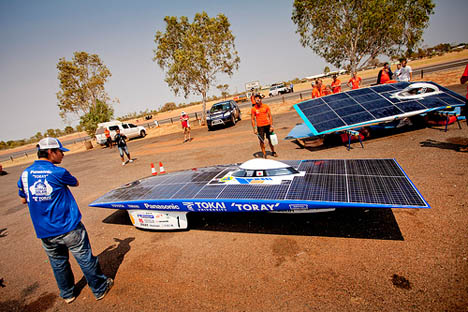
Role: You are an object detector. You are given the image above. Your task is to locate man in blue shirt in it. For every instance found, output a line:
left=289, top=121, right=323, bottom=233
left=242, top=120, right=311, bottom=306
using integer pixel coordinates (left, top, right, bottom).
left=17, top=137, right=113, bottom=303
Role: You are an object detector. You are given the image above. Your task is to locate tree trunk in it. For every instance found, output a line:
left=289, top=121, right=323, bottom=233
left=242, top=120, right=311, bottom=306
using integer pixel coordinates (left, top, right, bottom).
left=201, top=91, right=207, bottom=126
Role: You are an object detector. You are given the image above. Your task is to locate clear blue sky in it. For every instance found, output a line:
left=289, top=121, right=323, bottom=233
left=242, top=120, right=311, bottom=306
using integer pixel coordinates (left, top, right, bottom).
left=0, top=0, right=467, bottom=141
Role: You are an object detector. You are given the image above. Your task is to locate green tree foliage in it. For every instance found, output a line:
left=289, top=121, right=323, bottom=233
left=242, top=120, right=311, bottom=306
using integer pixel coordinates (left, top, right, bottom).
left=160, top=102, right=177, bottom=113
left=79, top=100, right=114, bottom=137
left=292, top=0, right=435, bottom=73
left=0, top=141, right=8, bottom=150
left=323, top=66, right=330, bottom=74
left=56, top=51, right=112, bottom=120
left=64, top=126, right=75, bottom=135
left=46, top=129, right=57, bottom=137
left=153, top=12, right=240, bottom=123
left=217, top=84, right=230, bottom=98
left=32, top=132, right=43, bottom=141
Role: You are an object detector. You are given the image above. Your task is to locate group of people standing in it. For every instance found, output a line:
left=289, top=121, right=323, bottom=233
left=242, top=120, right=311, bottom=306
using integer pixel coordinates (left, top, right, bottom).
left=376, top=59, right=413, bottom=84
left=311, top=72, right=362, bottom=99
left=311, top=58, right=413, bottom=99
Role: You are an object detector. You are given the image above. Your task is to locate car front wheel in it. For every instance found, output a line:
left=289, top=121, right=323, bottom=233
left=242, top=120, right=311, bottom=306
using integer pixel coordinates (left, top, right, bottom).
left=140, top=130, right=146, bottom=138
left=231, top=115, right=236, bottom=126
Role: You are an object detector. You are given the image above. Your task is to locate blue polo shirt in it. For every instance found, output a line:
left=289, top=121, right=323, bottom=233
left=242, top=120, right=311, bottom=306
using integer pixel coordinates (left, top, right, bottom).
left=17, top=160, right=81, bottom=239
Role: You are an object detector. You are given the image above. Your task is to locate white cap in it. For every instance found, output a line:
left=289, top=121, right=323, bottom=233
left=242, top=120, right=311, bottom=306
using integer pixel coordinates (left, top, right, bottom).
left=181, top=111, right=186, bottom=115
left=37, top=137, right=70, bottom=152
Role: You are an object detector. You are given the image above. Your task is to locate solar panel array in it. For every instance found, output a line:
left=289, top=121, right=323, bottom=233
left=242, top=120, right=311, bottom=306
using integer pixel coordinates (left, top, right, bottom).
left=92, top=159, right=428, bottom=208
left=295, top=82, right=466, bottom=135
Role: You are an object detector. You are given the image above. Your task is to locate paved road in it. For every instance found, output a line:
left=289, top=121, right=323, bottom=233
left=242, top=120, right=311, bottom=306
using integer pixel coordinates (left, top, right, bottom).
left=1, top=58, right=466, bottom=163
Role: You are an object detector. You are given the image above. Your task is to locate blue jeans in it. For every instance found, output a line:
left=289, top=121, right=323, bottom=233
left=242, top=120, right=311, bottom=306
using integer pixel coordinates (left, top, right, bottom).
left=41, top=222, right=108, bottom=299
left=118, top=145, right=129, bottom=157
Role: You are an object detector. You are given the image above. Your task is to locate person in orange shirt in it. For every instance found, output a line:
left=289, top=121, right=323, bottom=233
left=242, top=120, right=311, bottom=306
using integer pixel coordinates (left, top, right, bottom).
left=331, top=75, right=341, bottom=93
left=376, top=62, right=393, bottom=84
left=322, top=85, right=332, bottom=96
left=311, top=79, right=322, bottom=98
left=250, top=88, right=256, bottom=106
left=347, top=72, right=362, bottom=89
left=251, top=94, right=277, bottom=158
left=104, top=128, right=112, bottom=149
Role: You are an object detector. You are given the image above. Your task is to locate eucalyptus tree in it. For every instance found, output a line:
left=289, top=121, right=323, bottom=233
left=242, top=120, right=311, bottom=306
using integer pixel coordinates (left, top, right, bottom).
left=153, top=12, right=240, bottom=123
left=292, top=0, right=435, bottom=73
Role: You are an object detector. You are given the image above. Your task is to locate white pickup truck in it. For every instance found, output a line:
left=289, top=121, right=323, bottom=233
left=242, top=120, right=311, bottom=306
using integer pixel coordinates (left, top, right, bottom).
left=95, top=121, right=146, bottom=146
left=269, top=83, right=292, bottom=97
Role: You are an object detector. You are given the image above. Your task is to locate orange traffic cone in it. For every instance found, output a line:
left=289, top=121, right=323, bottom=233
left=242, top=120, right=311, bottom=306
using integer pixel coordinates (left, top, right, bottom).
left=151, top=163, right=157, bottom=176
left=159, top=162, right=166, bottom=174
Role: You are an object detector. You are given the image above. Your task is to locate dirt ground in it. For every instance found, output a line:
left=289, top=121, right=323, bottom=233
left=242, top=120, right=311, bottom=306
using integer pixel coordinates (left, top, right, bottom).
left=1, top=80, right=468, bottom=311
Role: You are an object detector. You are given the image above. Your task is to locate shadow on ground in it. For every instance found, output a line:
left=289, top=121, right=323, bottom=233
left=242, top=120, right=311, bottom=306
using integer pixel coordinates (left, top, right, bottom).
left=73, top=236, right=135, bottom=298
left=0, top=235, right=135, bottom=310
left=292, top=115, right=466, bottom=152
left=0, top=291, right=57, bottom=312
left=102, top=208, right=404, bottom=240
left=420, top=137, right=468, bottom=151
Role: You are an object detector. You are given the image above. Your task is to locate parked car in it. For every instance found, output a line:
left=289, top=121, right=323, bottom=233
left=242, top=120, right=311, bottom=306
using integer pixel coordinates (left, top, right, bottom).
left=206, top=100, right=241, bottom=131
left=95, top=127, right=108, bottom=145
left=95, top=121, right=146, bottom=146
left=269, top=83, right=291, bottom=96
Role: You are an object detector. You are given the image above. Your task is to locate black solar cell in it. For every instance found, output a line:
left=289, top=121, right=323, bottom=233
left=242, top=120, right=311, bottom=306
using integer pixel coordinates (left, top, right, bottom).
left=353, top=92, right=383, bottom=103
left=335, top=104, right=367, bottom=116
left=369, top=106, right=403, bottom=119
left=322, top=92, right=350, bottom=103
left=395, top=100, right=426, bottom=112
left=360, top=98, right=393, bottom=111
left=419, top=97, right=448, bottom=108
left=436, top=93, right=465, bottom=105
left=327, top=98, right=358, bottom=110
left=346, top=88, right=375, bottom=96
left=220, top=185, right=288, bottom=200
left=314, top=119, right=346, bottom=132
left=297, top=98, right=325, bottom=110
left=341, top=111, right=375, bottom=124
left=304, top=110, right=339, bottom=124
left=287, top=174, right=348, bottom=202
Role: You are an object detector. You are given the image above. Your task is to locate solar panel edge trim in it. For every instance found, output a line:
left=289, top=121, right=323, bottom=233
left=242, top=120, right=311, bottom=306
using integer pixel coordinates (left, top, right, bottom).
left=390, top=158, right=430, bottom=208
left=293, top=102, right=320, bottom=136
left=89, top=197, right=427, bottom=211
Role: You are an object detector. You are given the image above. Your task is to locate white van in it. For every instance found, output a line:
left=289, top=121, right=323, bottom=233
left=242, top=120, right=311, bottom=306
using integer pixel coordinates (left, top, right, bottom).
left=95, top=121, right=146, bottom=146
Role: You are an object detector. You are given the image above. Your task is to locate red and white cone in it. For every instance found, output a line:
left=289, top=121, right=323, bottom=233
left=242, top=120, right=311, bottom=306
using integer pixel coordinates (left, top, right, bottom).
left=159, top=162, right=166, bottom=174
left=151, top=163, right=157, bottom=176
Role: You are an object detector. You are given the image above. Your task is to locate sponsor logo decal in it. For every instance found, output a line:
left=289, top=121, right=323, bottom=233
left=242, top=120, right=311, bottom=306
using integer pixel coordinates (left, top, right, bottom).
left=235, top=177, right=272, bottom=184
left=288, top=204, right=308, bottom=210
left=182, top=201, right=227, bottom=211
left=231, top=203, right=280, bottom=211
left=137, top=214, right=154, bottom=219
left=111, top=204, right=125, bottom=208
left=143, top=203, right=180, bottom=210
left=127, top=204, right=139, bottom=208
